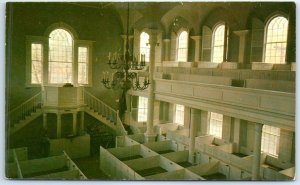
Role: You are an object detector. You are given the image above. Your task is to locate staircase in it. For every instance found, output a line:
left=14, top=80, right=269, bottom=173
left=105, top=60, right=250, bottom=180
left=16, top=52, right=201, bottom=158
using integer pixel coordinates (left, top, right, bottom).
left=7, top=90, right=127, bottom=136
left=83, top=90, right=127, bottom=136
left=7, top=93, right=43, bottom=135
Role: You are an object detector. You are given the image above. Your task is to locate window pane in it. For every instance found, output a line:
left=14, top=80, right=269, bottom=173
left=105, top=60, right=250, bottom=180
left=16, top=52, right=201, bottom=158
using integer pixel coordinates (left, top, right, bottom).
left=177, top=31, right=188, bottom=62
left=31, top=43, right=42, bottom=84
left=78, top=47, right=88, bottom=84
left=138, top=97, right=148, bottom=122
left=212, top=24, right=225, bottom=63
left=140, top=32, right=150, bottom=62
left=265, top=16, right=288, bottom=64
left=261, top=125, right=280, bottom=157
left=209, top=112, right=223, bottom=138
left=49, top=29, right=73, bottom=83
left=175, top=104, right=184, bottom=125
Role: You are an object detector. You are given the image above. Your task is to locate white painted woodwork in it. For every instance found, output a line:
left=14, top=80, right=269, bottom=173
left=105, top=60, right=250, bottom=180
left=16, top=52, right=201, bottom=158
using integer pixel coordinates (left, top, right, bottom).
left=43, top=86, right=84, bottom=108
left=155, top=79, right=295, bottom=131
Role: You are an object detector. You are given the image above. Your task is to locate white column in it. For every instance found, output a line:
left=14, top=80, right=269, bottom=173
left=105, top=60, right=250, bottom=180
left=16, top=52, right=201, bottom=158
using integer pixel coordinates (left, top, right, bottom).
left=233, top=30, right=249, bottom=63
left=189, top=108, right=201, bottom=163
left=184, top=107, right=191, bottom=130
left=200, top=111, right=209, bottom=135
left=222, top=115, right=232, bottom=142
left=72, top=112, right=77, bottom=135
left=43, top=113, right=47, bottom=130
left=57, top=113, right=62, bottom=139
left=80, top=111, right=84, bottom=135
left=252, top=122, right=263, bottom=180
left=125, top=93, right=132, bottom=125
left=190, top=36, right=202, bottom=62
left=163, top=39, right=171, bottom=61
left=153, top=100, right=160, bottom=125
left=233, top=118, right=241, bottom=152
left=145, top=29, right=158, bottom=142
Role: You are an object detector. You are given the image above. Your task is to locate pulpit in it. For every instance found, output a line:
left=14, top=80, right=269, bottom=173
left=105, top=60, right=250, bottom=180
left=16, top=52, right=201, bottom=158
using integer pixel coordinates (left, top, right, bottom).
left=42, top=86, right=85, bottom=138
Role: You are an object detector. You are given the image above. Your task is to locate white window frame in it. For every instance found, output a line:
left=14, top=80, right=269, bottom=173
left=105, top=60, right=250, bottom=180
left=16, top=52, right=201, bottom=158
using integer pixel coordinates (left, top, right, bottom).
left=209, top=112, right=223, bottom=138
left=26, top=28, right=93, bottom=86
left=26, top=36, right=47, bottom=87
left=176, top=29, right=189, bottom=62
left=138, top=96, right=148, bottom=122
left=139, top=31, right=150, bottom=63
left=75, top=40, right=93, bottom=87
left=174, top=104, right=184, bottom=125
left=263, top=15, right=288, bottom=64
left=211, top=23, right=226, bottom=63
left=48, top=28, right=74, bottom=84
left=261, top=125, right=280, bottom=157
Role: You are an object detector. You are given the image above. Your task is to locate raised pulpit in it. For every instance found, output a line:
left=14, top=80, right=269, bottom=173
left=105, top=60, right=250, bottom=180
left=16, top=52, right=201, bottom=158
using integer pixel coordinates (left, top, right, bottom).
left=42, top=86, right=85, bottom=138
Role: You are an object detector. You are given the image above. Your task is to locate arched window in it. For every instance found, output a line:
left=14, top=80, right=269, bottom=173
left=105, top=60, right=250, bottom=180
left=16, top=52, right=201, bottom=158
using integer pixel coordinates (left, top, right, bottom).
left=261, top=125, right=280, bottom=157
left=140, top=32, right=150, bottom=62
left=49, top=29, right=73, bottom=83
left=26, top=23, right=92, bottom=86
left=264, top=16, right=288, bottom=64
left=212, top=24, right=225, bottom=63
left=177, top=30, right=188, bottom=62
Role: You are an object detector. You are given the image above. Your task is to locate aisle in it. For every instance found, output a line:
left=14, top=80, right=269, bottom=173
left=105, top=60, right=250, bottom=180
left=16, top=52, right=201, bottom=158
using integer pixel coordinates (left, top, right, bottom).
left=73, top=155, right=110, bottom=180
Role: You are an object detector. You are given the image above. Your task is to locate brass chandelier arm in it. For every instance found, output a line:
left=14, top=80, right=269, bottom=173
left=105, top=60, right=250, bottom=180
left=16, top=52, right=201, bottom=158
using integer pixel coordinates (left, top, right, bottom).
left=101, top=2, right=149, bottom=91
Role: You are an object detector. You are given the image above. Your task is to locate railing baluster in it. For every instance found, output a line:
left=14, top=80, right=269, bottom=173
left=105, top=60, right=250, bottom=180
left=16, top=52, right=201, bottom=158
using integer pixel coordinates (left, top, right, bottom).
left=8, top=92, right=42, bottom=128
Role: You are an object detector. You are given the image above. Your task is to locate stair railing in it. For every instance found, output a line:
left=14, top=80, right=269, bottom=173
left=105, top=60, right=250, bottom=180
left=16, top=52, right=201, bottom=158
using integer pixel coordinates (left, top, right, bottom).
left=7, top=92, right=42, bottom=128
left=83, top=90, right=127, bottom=135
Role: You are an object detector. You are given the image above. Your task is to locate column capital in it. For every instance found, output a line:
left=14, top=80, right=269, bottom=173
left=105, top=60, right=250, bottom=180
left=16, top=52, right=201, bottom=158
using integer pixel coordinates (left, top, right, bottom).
left=233, top=30, right=250, bottom=37
left=190, top=35, right=202, bottom=41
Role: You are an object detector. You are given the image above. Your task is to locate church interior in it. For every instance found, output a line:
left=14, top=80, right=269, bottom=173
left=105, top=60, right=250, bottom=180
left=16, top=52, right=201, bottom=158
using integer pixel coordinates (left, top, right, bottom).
left=5, top=1, right=296, bottom=181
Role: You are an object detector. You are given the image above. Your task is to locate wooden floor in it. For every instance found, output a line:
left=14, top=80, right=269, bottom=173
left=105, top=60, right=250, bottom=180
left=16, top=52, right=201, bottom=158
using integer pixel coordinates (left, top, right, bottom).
left=73, top=155, right=110, bottom=180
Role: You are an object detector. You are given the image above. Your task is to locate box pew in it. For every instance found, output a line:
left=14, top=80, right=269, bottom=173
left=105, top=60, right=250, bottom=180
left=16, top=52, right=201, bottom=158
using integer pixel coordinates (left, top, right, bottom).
left=143, top=140, right=179, bottom=154
left=32, top=169, right=81, bottom=179
left=162, top=150, right=192, bottom=168
left=107, top=144, right=157, bottom=162
left=127, top=133, right=146, bottom=144
left=145, top=169, right=204, bottom=180
left=124, top=155, right=183, bottom=178
left=187, top=161, right=219, bottom=177
left=115, top=135, right=140, bottom=147
left=99, top=146, right=144, bottom=180
left=155, top=122, right=179, bottom=135
left=19, top=155, right=68, bottom=178
left=7, top=147, right=28, bottom=163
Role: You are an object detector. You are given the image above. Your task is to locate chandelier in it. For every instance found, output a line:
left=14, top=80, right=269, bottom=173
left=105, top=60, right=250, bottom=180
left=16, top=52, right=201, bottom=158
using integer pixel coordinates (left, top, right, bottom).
left=102, top=2, right=149, bottom=91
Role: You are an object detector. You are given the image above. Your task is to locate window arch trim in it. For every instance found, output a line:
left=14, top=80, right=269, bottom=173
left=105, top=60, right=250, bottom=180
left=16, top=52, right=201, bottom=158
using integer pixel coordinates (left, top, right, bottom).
left=263, top=14, right=289, bottom=64
left=176, top=28, right=189, bottom=62
left=211, top=22, right=226, bottom=63
left=139, top=31, right=150, bottom=62
left=44, top=22, right=79, bottom=40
